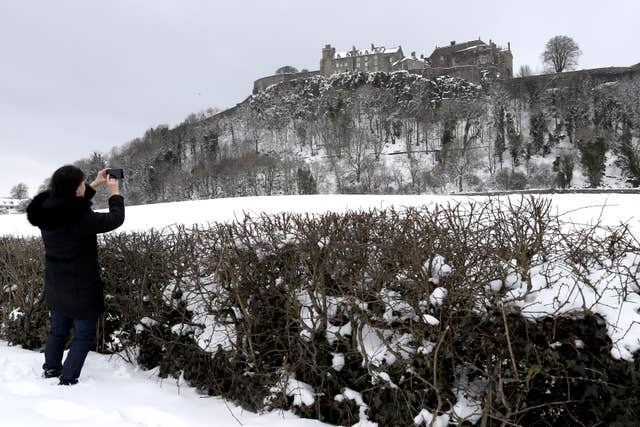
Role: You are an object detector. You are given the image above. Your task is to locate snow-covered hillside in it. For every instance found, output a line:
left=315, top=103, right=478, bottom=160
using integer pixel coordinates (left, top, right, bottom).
left=60, top=71, right=640, bottom=207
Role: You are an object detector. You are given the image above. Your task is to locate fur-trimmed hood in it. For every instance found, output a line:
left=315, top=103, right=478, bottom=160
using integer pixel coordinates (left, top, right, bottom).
left=26, top=191, right=93, bottom=231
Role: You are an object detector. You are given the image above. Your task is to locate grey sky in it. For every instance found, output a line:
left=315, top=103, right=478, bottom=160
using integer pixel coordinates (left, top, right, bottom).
left=1, top=0, right=638, bottom=197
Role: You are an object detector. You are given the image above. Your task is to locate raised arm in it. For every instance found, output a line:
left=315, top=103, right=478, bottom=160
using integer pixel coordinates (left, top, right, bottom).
left=85, top=168, right=110, bottom=200
left=87, top=194, right=125, bottom=234
left=82, top=174, right=125, bottom=234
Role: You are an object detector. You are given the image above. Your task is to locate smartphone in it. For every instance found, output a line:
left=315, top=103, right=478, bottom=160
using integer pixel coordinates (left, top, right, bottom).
left=107, top=168, right=124, bottom=179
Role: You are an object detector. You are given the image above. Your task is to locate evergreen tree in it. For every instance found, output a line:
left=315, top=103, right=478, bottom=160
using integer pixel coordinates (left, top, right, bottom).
left=577, top=130, right=607, bottom=187
left=204, top=132, right=219, bottom=163
left=438, top=116, right=455, bottom=167
left=552, top=154, right=574, bottom=188
left=529, top=110, right=547, bottom=157
left=506, top=113, right=522, bottom=167
left=297, top=167, right=318, bottom=194
left=614, top=124, right=640, bottom=187
left=147, top=165, right=160, bottom=201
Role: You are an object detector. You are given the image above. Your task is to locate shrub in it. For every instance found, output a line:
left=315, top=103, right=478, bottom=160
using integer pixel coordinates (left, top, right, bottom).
left=527, top=163, right=555, bottom=188
left=495, top=169, right=528, bottom=190
left=576, top=128, right=607, bottom=187
left=553, top=153, right=575, bottom=188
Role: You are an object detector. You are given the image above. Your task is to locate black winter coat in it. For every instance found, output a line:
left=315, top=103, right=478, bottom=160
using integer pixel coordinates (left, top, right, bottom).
left=26, top=184, right=125, bottom=319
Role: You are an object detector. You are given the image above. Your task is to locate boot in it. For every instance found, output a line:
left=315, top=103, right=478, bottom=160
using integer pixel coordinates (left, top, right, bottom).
left=58, top=377, right=79, bottom=386
left=42, top=367, right=61, bottom=379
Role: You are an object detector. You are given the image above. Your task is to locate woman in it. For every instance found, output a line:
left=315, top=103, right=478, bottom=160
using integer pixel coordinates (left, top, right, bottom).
left=26, top=165, right=125, bottom=385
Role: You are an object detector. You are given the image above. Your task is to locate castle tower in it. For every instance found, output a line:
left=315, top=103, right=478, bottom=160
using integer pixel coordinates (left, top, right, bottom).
left=501, top=42, right=513, bottom=78
left=320, top=44, right=336, bottom=76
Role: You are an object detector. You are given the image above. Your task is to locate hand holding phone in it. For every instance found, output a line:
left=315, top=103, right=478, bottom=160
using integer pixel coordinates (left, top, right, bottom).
left=106, top=175, right=120, bottom=196
left=107, top=168, right=124, bottom=180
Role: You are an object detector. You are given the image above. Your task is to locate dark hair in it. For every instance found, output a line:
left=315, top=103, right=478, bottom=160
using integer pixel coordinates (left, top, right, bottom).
left=49, top=165, right=85, bottom=199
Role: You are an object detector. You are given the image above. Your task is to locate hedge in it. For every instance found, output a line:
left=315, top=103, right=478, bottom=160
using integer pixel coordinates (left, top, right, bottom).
left=1, top=197, right=638, bottom=425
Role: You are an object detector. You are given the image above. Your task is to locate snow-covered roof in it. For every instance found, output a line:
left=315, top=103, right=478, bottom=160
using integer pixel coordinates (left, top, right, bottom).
left=335, top=46, right=402, bottom=59
left=430, top=40, right=485, bottom=58
left=0, top=198, right=21, bottom=207
left=455, top=44, right=487, bottom=53
left=392, top=56, right=429, bottom=67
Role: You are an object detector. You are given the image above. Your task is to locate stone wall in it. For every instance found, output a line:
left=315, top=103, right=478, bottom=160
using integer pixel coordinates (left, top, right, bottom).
left=504, top=66, right=640, bottom=93
left=253, top=71, right=321, bottom=94
left=251, top=64, right=639, bottom=95
left=416, top=64, right=501, bottom=82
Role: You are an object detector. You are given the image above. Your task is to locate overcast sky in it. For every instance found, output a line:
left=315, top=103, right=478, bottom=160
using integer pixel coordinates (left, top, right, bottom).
left=1, top=0, right=638, bottom=197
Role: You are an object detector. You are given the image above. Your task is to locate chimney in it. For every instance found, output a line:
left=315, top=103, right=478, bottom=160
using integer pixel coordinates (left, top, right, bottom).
left=450, top=40, right=456, bottom=46
left=325, top=44, right=332, bottom=49
left=508, top=42, right=511, bottom=51
left=371, top=43, right=375, bottom=50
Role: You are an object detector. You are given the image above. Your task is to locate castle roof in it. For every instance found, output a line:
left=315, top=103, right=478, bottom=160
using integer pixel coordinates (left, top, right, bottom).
left=335, top=45, right=402, bottom=59
left=429, top=40, right=486, bottom=59
left=392, top=56, right=430, bottom=67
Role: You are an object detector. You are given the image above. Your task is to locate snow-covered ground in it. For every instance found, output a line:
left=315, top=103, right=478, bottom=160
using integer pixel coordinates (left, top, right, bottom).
left=1, top=193, right=638, bottom=237
left=0, top=197, right=22, bottom=215
left=0, top=198, right=21, bottom=208
left=0, top=340, right=327, bottom=427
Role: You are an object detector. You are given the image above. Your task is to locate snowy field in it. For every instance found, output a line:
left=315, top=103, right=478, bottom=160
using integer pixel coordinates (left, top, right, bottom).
left=0, top=193, right=639, bottom=426
left=1, top=193, right=639, bottom=237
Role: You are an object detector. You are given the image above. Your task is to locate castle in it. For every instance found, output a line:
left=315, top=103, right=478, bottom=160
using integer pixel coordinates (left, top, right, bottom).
left=320, top=39, right=512, bottom=78
left=253, top=38, right=513, bottom=93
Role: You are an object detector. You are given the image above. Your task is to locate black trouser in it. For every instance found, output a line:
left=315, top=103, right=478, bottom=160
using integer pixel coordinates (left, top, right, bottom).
left=43, top=311, right=96, bottom=381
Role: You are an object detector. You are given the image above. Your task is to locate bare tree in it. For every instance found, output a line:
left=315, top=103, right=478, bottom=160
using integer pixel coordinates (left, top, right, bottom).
left=10, top=183, right=29, bottom=199
left=345, top=127, right=373, bottom=185
left=517, top=64, right=533, bottom=77
left=275, top=66, right=298, bottom=75
left=542, top=35, right=582, bottom=73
